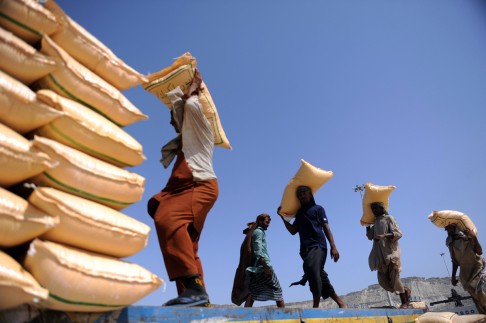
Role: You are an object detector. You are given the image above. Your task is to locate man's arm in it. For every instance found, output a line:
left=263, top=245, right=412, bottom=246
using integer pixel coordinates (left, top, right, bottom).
left=277, top=207, right=298, bottom=235
left=366, top=226, right=374, bottom=240
left=451, top=262, right=459, bottom=286
left=465, top=229, right=483, bottom=255
left=387, top=216, right=403, bottom=241
left=323, top=223, right=340, bottom=262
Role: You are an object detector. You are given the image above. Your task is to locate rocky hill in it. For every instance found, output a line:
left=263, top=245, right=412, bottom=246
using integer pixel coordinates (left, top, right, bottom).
left=285, top=276, right=477, bottom=311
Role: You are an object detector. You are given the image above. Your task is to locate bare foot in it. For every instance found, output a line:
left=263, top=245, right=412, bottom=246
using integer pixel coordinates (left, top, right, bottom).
left=404, top=287, right=412, bottom=303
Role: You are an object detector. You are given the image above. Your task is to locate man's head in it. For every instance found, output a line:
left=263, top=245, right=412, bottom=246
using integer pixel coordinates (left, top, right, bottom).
left=256, top=213, right=271, bottom=230
left=370, top=202, right=387, bottom=216
left=445, top=224, right=457, bottom=235
left=296, top=186, right=313, bottom=206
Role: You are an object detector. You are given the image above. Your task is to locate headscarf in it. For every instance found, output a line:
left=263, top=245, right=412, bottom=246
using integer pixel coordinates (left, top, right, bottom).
left=296, top=185, right=316, bottom=206
left=370, top=202, right=389, bottom=215
left=446, top=225, right=468, bottom=247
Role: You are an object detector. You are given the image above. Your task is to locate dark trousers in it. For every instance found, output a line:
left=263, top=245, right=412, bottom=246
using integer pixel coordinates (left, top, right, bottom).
left=300, top=246, right=336, bottom=300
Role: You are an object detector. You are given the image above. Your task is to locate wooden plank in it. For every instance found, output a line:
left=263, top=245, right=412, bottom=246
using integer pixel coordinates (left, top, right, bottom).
left=0, top=305, right=425, bottom=323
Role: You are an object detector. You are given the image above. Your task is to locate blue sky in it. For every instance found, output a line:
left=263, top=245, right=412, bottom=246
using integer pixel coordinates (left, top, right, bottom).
left=54, top=0, right=486, bottom=306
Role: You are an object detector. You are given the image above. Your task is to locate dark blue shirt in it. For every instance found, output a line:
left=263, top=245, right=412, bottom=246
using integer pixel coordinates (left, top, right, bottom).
left=294, top=204, right=328, bottom=250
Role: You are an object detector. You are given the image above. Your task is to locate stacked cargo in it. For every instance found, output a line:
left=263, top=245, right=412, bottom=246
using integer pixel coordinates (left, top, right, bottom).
left=0, top=0, right=163, bottom=312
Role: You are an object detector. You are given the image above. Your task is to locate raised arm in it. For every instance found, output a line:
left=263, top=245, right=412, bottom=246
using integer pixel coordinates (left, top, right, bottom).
left=277, top=207, right=298, bottom=235
left=465, top=229, right=483, bottom=255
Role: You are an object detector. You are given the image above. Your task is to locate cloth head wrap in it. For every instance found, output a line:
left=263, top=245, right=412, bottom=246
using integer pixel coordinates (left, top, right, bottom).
left=296, top=186, right=311, bottom=195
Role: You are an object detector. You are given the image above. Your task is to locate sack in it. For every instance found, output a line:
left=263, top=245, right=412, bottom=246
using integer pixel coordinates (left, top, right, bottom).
left=0, top=0, right=60, bottom=44
left=144, top=52, right=231, bottom=149
left=0, top=123, right=55, bottom=187
left=279, top=159, right=333, bottom=217
left=30, top=187, right=150, bottom=258
left=0, top=70, right=63, bottom=134
left=36, top=89, right=145, bottom=168
left=0, top=27, right=60, bottom=84
left=415, top=311, right=486, bottom=323
left=0, top=250, right=48, bottom=310
left=0, top=187, right=59, bottom=248
left=44, top=0, right=147, bottom=90
left=31, top=136, right=145, bottom=210
left=23, top=239, right=164, bottom=312
left=36, top=35, right=147, bottom=127
left=428, top=210, right=477, bottom=234
left=360, top=182, right=396, bottom=226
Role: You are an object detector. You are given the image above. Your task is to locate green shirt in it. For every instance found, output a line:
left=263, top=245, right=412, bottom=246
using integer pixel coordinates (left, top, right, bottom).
left=246, top=227, right=273, bottom=273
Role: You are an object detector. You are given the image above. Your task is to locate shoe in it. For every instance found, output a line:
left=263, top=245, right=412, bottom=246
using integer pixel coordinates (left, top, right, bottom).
left=164, top=295, right=209, bottom=307
left=164, top=275, right=210, bottom=307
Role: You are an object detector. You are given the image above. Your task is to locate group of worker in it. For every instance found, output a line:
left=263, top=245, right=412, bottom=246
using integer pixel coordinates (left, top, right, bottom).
left=146, top=69, right=485, bottom=313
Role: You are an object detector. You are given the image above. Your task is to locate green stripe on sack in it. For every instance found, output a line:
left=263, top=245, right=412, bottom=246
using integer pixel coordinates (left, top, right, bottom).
left=199, top=91, right=223, bottom=145
left=0, top=12, right=42, bottom=37
left=47, top=74, right=123, bottom=127
left=50, top=292, right=126, bottom=308
left=42, top=172, right=133, bottom=207
left=45, top=123, right=133, bottom=167
left=144, top=62, right=195, bottom=91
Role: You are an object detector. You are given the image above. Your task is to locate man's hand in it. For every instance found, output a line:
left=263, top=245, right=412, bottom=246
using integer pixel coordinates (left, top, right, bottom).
left=330, top=246, right=340, bottom=262
left=464, top=228, right=476, bottom=238
left=451, top=276, right=458, bottom=286
left=185, top=68, right=203, bottom=98
left=374, top=234, right=385, bottom=241
left=264, top=266, right=272, bottom=279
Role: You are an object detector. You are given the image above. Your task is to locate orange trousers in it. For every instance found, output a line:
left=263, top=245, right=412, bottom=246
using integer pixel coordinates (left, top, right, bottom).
left=152, top=178, right=218, bottom=288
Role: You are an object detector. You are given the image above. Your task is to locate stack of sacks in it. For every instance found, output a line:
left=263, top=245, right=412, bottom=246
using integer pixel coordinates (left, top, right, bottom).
left=144, top=52, right=232, bottom=149
left=0, top=0, right=163, bottom=312
left=360, top=182, right=396, bottom=226
left=279, top=159, right=334, bottom=218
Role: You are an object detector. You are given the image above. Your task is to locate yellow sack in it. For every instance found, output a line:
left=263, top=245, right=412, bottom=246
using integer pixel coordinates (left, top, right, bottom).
left=23, top=239, right=164, bottom=312
left=0, top=122, right=56, bottom=187
left=0, top=27, right=60, bottom=85
left=0, top=250, right=48, bottom=310
left=0, top=70, right=63, bottom=134
left=0, top=0, right=60, bottom=44
left=144, top=52, right=231, bottom=149
left=30, top=187, right=150, bottom=258
left=44, top=0, right=147, bottom=90
left=0, top=187, right=59, bottom=248
left=36, top=90, right=145, bottom=168
left=428, top=210, right=477, bottom=234
left=360, top=182, right=396, bottom=226
left=31, top=136, right=145, bottom=210
left=279, top=159, right=333, bottom=217
left=415, top=311, right=486, bottom=323
left=36, top=36, right=147, bottom=127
